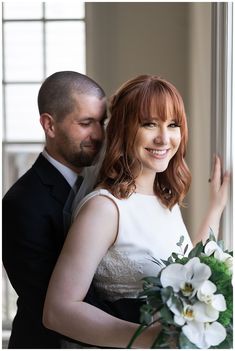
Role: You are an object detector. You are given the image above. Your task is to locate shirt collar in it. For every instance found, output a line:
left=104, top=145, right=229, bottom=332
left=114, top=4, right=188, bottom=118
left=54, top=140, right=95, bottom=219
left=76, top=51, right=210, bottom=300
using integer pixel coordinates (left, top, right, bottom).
left=42, top=149, right=79, bottom=188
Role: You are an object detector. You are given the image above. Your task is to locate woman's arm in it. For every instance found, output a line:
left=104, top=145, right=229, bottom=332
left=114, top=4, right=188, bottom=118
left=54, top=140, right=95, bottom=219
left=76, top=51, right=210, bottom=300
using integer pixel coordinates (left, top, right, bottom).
left=193, top=155, right=230, bottom=245
left=43, top=195, right=161, bottom=348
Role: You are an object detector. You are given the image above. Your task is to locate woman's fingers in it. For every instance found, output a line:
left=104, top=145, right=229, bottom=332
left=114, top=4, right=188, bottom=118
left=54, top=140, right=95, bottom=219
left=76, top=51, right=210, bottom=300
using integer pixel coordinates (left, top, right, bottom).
left=210, top=155, right=221, bottom=191
left=209, top=154, right=230, bottom=213
left=220, top=171, right=230, bottom=203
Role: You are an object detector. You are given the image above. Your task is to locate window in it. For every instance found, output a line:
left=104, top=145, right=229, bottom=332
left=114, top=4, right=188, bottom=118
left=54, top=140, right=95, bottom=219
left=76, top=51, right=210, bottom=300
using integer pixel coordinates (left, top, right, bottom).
left=2, top=2, right=85, bottom=145
left=2, top=2, right=86, bottom=346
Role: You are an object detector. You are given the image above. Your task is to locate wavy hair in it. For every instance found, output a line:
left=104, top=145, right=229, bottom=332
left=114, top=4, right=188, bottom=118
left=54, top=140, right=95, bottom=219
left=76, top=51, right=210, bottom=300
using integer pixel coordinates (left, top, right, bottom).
left=98, top=75, right=191, bottom=209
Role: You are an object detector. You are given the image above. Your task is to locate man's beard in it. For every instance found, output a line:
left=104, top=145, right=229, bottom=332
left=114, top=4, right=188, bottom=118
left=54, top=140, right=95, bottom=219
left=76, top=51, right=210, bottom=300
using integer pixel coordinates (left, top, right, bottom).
left=69, top=141, right=103, bottom=168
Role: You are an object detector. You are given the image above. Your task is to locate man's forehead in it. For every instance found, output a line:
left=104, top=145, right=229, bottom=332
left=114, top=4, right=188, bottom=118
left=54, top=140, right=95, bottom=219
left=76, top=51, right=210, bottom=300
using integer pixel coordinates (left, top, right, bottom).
left=73, top=92, right=106, bottom=102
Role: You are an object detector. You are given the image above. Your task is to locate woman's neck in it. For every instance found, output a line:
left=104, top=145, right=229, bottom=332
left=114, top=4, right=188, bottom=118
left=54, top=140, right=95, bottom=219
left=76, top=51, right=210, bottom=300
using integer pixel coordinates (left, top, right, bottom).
left=134, top=171, right=156, bottom=195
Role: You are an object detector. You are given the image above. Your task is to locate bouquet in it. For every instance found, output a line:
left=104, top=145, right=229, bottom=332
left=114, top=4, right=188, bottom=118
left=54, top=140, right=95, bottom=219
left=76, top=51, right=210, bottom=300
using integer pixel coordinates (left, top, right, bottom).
left=128, top=232, right=233, bottom=349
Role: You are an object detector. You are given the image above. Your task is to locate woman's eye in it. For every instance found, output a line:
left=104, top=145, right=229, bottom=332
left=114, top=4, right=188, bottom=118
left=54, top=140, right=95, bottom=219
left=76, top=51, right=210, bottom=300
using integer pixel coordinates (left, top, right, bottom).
left=168, top=122, right=180, bottom=128
left=142, top=122, right=156, bottom=128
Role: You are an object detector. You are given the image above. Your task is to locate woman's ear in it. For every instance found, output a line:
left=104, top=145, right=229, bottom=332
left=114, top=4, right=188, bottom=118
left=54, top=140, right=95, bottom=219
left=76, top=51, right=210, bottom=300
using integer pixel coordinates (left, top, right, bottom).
left=40, top=113, right=55, bottom=138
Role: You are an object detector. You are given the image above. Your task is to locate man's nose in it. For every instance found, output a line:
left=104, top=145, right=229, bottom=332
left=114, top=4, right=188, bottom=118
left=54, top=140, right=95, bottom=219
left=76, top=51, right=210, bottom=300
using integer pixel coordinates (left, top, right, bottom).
left=91, top=123, right=104, bottom=141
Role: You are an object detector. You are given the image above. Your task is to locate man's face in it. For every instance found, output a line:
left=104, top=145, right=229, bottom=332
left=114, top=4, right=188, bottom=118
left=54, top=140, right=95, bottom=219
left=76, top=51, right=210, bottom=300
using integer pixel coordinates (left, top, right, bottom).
left=52, top=94, right=107, bottom=173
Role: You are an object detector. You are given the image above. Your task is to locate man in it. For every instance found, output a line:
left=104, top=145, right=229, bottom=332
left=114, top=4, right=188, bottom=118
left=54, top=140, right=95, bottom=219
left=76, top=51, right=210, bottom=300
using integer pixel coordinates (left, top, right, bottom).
left=2, top=71, right=108, bottom=348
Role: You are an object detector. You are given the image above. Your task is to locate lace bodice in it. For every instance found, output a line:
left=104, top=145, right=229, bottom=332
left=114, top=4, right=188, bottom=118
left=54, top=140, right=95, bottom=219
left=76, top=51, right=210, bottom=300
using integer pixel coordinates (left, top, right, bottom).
left=75, top=189, right=193, bottom=302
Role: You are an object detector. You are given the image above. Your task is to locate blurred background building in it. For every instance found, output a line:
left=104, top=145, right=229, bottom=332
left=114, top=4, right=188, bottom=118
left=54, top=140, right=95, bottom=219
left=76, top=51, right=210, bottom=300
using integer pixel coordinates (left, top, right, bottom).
left=2, top=1, right=233, bottom=348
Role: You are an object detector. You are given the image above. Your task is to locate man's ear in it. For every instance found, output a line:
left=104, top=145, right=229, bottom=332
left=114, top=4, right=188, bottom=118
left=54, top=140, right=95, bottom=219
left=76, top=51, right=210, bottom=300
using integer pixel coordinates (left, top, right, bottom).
left=40, top=113, right=56, bottom=138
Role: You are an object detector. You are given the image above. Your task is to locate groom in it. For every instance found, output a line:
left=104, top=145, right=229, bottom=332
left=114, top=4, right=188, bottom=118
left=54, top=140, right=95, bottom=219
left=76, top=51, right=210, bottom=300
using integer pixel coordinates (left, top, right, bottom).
left=2, top=71, right=109, bottom=348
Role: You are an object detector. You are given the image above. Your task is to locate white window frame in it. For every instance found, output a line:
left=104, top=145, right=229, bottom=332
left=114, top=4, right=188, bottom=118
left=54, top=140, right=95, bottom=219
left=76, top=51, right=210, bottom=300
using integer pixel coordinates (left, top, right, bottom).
left=211, top=2, right=233, bottom=249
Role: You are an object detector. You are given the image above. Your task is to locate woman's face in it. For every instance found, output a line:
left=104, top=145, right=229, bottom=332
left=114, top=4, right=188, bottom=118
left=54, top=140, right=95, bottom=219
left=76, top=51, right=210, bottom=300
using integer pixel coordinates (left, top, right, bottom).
left=134, top=109, right=181, bottom=175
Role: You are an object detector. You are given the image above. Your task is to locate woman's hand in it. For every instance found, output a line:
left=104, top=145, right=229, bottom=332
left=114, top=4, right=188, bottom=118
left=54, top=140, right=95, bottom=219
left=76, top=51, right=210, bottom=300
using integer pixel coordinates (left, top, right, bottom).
left=194, top=155, right=230, bottom=245
left=208, top=155, right=230, bottom=216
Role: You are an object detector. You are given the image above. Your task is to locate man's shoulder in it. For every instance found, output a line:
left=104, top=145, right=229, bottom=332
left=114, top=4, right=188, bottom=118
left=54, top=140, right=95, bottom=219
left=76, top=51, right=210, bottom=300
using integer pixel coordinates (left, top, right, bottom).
left=3, top=154, right=67, bottom=201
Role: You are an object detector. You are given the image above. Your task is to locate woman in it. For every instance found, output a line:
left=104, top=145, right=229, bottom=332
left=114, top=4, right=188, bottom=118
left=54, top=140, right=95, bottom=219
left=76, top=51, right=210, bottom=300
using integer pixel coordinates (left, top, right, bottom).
left=43, top=75, right=230, bottom=348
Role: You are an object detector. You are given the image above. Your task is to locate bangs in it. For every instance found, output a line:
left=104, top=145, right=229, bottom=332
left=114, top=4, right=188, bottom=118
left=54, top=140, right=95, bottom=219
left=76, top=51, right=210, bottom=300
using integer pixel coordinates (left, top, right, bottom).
left=137, top=79, right=185, bottom=125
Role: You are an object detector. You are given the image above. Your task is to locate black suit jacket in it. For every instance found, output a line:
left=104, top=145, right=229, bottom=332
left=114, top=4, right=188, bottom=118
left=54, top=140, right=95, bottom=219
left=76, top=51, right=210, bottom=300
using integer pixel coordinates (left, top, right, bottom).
left=2, top=154, right=113, bottom=348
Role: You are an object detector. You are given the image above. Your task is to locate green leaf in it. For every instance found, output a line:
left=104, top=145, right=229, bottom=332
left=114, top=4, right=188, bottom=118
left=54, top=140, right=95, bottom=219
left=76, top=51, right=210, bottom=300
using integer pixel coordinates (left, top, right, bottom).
left=161, top=286, right=173, bottom=303
left=139, top=287, right=161, bottom=297
left=150, top=329, right=166, bottom=348
left=179, top=332, right=199, bottom=349
left=126, top=324, right=146, bottom=348
left=151, top=329, right=170, bottom=349
left=139, top=303, right=157, bottom=325
left=172, top=252, right=179, bottom=260
left=183, top=244, right=189, bottom=255
left=208, top=228, right=216, bottom=242
left=160, top=259, right=173, bottom=266
left=142, top=276, right=161, bottom=286
left=149, top=256, right=166, bottom=267
left=160, top=305, right=174, bottom=323
left=171, top=294, right=183, bottom=313
left=167, top=255, right=174, bottom=264
left=225, top=249, right=233, bottom=256
left=188, top=241, right=204, bottom=258
left=176, top=235, right=185, bottom=247
left=217, top=240, right=224, bottom=251
left=147, top=295, right=162, bottom=309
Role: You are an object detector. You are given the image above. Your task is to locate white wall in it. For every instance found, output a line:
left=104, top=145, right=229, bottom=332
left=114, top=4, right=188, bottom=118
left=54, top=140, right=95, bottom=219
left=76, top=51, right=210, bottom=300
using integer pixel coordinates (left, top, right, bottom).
left=86, top=3, right=190, bottom=98
left=86, top=2, right=212, bottom=240
left=187, top=3, right=212, bottom=242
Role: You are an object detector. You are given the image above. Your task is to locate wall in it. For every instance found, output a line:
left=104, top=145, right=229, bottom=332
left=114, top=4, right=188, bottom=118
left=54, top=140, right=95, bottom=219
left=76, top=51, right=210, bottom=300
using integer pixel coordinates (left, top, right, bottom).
left=86, top=2, right=212, bottom=239
left=187, top=3, right=212, bottom=242
left=86, top=3, right=190, bottom=98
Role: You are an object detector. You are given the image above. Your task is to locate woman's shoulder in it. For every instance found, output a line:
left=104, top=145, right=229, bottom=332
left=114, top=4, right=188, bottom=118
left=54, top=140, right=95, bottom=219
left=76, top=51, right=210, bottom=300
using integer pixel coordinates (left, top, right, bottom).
left=72, top=188, right=118, bottom=219
left=82, top=188, right=117, bottom=204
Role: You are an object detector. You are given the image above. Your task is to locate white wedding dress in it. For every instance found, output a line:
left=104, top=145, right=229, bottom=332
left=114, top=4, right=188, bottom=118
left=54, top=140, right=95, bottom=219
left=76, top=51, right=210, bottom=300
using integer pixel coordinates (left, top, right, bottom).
left=74, top=189, right=193, bottom=303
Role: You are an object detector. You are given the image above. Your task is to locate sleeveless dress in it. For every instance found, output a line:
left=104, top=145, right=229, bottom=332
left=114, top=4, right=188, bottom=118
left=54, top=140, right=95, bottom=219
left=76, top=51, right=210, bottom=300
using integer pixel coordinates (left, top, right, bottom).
left=74, top=189, right=193, bottom=305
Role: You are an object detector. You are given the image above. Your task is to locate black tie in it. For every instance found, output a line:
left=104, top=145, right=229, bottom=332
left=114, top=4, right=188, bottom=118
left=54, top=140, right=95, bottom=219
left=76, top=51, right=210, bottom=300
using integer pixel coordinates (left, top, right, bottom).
left=63, top=176, right=84, bottom=235
left=73, top=175, right=84, bottom=194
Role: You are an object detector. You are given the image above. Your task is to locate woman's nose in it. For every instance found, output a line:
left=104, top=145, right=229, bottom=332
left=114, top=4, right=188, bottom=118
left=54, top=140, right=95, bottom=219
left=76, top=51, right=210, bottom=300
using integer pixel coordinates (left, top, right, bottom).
left=154, top=128, right=169, bottom=145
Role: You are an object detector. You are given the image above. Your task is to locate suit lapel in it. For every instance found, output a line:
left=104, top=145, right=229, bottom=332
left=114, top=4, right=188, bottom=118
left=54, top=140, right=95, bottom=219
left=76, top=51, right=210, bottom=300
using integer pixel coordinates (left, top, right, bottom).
left=33, top=154, right=71, bottom=205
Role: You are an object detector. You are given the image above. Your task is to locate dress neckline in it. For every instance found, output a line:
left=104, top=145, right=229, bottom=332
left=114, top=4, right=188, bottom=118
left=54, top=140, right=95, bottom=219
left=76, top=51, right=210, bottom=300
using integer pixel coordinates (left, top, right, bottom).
left=134, top=192, right=156, bottom=198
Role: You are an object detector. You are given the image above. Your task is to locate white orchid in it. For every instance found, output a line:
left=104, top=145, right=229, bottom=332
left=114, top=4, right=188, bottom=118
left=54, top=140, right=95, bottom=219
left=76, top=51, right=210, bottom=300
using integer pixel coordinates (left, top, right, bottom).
left=167, top=297, right=221, bottom=326
left=204, top=241, right=233, bottom=273
left=160, top=257, right=211, bottom=297
left=197, top=280, right=227, bottom=311
left=193, top=301, right=221, bottom=322
left=170, top=302, right=207, bottom=326
left=166, top=298, right=195, bottom=326
left=182, top=320, right=226, bottom=348
left=135, top=237, right=232, bottom=349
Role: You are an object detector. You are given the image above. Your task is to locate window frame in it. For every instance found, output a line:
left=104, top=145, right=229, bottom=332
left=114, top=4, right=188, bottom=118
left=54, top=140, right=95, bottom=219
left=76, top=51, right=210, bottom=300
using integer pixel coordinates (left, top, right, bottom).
left=211, top=2, right=233, bottom=249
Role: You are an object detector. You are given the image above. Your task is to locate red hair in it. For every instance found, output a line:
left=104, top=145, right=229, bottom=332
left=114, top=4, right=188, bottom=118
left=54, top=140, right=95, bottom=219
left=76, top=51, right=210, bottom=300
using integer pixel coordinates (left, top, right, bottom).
left=98, top=75, right=191, bottom=209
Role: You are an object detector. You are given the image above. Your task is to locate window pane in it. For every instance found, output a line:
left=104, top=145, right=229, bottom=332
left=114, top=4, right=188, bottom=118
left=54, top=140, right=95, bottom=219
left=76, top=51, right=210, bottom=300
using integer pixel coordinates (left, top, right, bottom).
left=4, top=22, right=43, bottom=82
left=2, top=268, right=17, bottom=322
left=46, top=21, right=85, bottom=75
left=5, top=84, right=44, bottom=141
left=45, top=2, right=85, bottom=19
left=3, top=145, right=43, bottom=193
left=3, top=2, right=43, bottom=19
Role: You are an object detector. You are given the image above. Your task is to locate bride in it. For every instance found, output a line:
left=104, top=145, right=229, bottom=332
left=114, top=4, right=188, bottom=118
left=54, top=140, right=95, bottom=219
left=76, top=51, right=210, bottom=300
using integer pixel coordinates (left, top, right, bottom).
left=43, top=75, right=230, bottom=348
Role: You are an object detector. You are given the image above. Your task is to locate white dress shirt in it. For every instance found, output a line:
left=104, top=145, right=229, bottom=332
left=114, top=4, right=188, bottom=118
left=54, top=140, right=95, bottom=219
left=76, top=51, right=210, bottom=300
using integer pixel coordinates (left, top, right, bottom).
left=42, top=149, right=78, bottom=188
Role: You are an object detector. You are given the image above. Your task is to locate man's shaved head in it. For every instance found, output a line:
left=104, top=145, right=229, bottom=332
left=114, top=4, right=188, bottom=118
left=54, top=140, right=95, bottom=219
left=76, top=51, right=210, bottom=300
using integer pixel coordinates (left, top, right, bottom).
left=38, top=71, right=106, bottom=121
